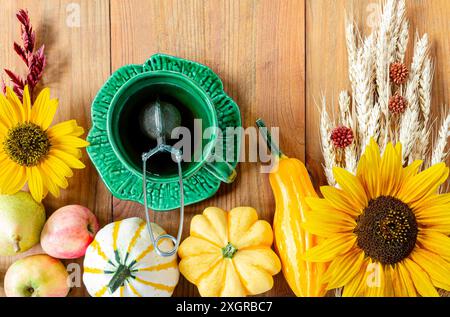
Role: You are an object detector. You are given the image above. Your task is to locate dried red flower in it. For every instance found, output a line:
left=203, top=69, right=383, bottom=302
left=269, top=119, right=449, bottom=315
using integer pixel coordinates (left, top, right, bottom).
left=389, top=94, right=408, bottom=114
left=331, top=126, right=354, bottom=149
left=390, top=62, right=409, bottom=85
left=2, top=9, right=46, bottom=101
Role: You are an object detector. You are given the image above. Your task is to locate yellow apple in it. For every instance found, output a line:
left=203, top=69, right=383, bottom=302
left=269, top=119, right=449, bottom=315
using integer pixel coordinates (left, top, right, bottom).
left=4, top=254, right=69, bottom=297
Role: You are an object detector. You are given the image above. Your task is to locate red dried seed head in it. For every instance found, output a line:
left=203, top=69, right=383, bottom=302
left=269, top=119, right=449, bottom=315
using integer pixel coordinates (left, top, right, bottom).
left=389, top=94, right=408, bottom=114
left=330, top=126, right=354, bottom=149
left=390, top=62, right=409, bottom=85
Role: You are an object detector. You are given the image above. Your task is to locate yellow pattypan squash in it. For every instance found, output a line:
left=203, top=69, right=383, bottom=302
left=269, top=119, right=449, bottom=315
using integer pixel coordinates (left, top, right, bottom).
left=178, top=206, right=281, bottom=297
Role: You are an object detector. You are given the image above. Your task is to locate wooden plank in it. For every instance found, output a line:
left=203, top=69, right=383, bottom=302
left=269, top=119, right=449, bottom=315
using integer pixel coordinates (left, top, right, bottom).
left=110, top=0, right=304, bottom=296
left=305, top=0, right=450, bottom=189
left=0, top=0, right=111, bottom=297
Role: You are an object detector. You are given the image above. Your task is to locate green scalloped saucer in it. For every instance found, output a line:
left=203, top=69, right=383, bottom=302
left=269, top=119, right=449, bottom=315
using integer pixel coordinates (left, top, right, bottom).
left=87, top=54, right=241, bottom=211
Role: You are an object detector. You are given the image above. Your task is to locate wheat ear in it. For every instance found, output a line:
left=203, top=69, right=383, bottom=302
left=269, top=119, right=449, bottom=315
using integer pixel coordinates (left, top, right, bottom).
left=431, top=113, right=450, bottom=165
left=400, top=33, right=429, bottom=162
left=355, top=35, right=375, bottom=152
left=414, top=57, right=434, bottom=161
left=339, top=90, right=352, bottom=128
left=320, top=97, right=336, bottom=186
left=376, top=0, right=396, bottom=117
left=345, top=19, right=358, bottom=94
left=339, top=91, right=358, bottom=173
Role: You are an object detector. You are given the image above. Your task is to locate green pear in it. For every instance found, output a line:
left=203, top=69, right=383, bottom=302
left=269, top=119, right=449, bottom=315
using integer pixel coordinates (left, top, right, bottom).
left=0, top=191, right=46, bottom=256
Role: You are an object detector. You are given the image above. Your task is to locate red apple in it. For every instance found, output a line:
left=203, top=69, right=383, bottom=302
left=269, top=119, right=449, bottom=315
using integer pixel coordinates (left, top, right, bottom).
left=4, top=254, right=69, bottom=297
left=41, top=205, right=99, bottom=259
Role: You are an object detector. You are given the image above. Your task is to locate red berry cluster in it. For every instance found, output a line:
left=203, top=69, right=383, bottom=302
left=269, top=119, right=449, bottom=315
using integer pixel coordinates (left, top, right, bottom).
left=389, top=94, right=408, bottom=114
left=330, top=126, right=354, bottom=149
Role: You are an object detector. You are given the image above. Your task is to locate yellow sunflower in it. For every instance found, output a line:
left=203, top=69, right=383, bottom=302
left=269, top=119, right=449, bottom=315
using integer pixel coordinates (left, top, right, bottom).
left=304, top=139, right=450, bottom=297
left=0, top=85, right=89, bottom=202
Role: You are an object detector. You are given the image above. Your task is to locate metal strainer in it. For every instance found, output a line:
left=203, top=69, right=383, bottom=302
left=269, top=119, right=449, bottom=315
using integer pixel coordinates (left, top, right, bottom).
left=140, top=97, right=184, bottom=257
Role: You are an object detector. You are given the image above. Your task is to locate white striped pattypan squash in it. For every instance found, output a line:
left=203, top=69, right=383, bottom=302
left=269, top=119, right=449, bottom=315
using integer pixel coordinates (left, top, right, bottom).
left=178, top=207, right=281, bottom=297
left=83, top=217, right=179, bottom=297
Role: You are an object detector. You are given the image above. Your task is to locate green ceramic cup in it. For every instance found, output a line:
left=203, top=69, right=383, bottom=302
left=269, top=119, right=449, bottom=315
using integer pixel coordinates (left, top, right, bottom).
left=87, top=53, right=241, bottom=211
left=107, top=70, right=236, bottom=185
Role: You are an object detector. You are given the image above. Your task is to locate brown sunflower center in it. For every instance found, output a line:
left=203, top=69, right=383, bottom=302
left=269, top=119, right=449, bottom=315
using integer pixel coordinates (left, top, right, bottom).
left=354, top=196, right=418, bottom=265
left=3, top=123, right=51, bottom=167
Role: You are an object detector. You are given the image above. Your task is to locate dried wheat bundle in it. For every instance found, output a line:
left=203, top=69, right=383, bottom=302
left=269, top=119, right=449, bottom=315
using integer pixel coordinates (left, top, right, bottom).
left=320, top=0, right=449, bottom=186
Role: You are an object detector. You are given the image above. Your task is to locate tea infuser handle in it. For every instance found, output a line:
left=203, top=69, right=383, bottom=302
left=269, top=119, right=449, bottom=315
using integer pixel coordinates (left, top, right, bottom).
left=203, top=152, right=237, bottom=184
left=142, top=145, right=184, bottom=257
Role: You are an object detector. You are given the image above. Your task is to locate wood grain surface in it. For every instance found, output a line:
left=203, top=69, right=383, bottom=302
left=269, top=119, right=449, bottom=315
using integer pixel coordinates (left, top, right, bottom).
left=0, top=0, right=448, bottom=297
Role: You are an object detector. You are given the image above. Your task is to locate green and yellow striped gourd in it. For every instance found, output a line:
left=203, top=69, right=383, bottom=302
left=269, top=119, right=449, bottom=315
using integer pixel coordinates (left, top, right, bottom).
left=83, top=217, right=179, bottom=297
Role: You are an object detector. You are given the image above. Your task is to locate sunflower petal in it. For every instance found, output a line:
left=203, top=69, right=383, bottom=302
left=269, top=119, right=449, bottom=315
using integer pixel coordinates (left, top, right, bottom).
left=390, top=265, right=408, bottom=297
left=402, top=160, right=423, bottom=182
left=37, top=164, right=60, bottom=198
left=382, top=265, right=395, bottom=297
left=70, top=126, right=85, bottom=137
left=412, top=193, right=450, bottom=215
left=2, top=165, right=26, bottom=194
left=0, top=161, right=18, bottom=193
left=31, top=88, right=50, bottom=124
left=40, top=98, right=58, bottom=130
left=403, top=257, right=439, bottom=297
left=398, top=163, right=449, bottom=204
left=0, top=93, right=18, bottom=127
left=22, top=85, right=32, bottom=122
left=319, top=186, right=362, bottom=216
left=417, top=231, right=450, bottom=262
left=342, top=259, right=369, bottom=297
left=322, top=250, right=365, bottom=289
left=49, top=149, right=85, bottom=169
left=397, top=262, right=417, bottom=296
left=6, top=86, right=24, bottom=122
left=303, top=234, right=356, bottom=262
left=333, top=167, right=368, bottom=209
left=302, top=210, right=356, bottom=237
left=40, top=161, right=69, bottom=189
left=416, top=205, right=450, bottom=234
left=27, top=166, right=44, bottom=202
left=361, top=138, right=381, bottom=168
left=47, top=155, right=74, bottom=178
left=47, top=120, right=85, bottom=138
left=52, top=135, right=90, bottom=148
left=357, top=139, right=381, bottom=199
left=410, top=248, right=450, bottom=291
left=379, top=142, right=403, bottom=196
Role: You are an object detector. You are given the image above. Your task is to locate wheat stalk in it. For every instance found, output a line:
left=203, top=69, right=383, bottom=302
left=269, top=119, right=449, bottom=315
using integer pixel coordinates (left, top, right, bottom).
left=400, top=33, right=429, bottom=162
left=367, top=103, right=381, bottom=144
left=376, top=0, right=396, bottom=118
left=400, top=100, right=420, bottom=163
left=320, top=97, right=336, bottom=186
left=413, top=57, right=434, bottom=161
left=393, top=0, right=408, bottom=63
left=339, top=90, right=352, bottom=128
left=345, top=20, right=358, bottom=94
left=405, top=33, right=429, bottom=109
left=431, top=113, right=450, bottom=165
left=355, top=35, right=375, bottom=152
left=345, top=145, right=358, bottom=174
left=396, top=21, right=409, bottom=63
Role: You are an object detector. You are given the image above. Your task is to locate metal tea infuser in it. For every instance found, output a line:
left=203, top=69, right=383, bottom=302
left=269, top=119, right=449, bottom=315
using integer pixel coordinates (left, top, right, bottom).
left=140, top=97, right=184, bottom=257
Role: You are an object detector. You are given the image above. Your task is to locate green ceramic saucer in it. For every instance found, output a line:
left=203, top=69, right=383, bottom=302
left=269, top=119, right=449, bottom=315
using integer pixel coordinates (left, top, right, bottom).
left=87, top=54, right=241, bottom=211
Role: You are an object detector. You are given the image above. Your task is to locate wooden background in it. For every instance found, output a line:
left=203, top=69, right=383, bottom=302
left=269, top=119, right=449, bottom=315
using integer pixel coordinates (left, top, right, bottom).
left=0, top=0, right=448, bottom=297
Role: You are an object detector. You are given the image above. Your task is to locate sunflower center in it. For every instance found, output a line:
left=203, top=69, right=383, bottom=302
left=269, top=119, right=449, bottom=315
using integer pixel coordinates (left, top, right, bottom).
left=3, top=123, right=51, bottom=167
left=354, top=196, right=418, bottom=265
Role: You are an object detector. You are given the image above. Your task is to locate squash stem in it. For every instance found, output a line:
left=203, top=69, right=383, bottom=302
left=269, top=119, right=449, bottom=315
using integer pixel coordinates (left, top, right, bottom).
left=108, top=264, right=131, bottom=294
left=222, top=242, right=238, bottom=259
left=256, top=119, right=283, bottom=158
